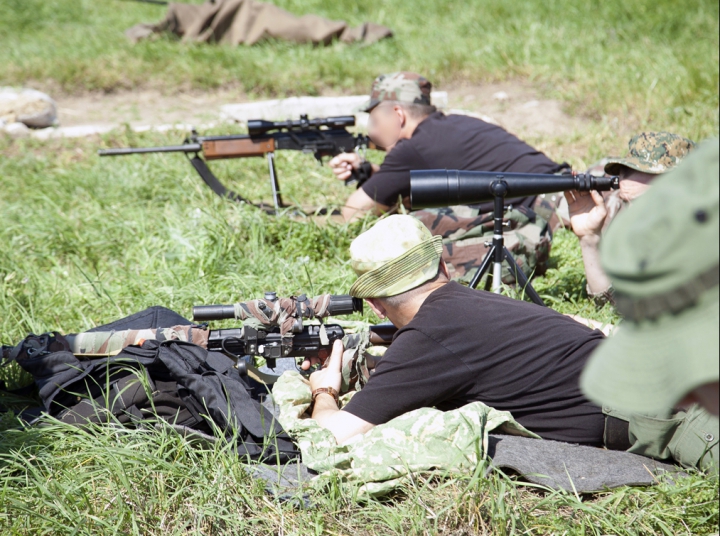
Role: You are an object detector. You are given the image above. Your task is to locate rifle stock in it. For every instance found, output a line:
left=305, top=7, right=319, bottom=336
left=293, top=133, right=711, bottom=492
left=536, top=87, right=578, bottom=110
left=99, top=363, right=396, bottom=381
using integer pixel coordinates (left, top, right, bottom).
left=202, top=138, right=276, bottom=159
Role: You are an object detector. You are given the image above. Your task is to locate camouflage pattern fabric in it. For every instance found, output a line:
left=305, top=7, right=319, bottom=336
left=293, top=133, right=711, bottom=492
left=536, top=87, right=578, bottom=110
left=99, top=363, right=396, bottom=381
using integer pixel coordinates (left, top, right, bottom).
left=272, top=370, right=538, bottom=497
left=356, top=72, right=432, bottom=113
left=413, top=194, right=561, bottom=285
left=231, top=294, right=335, bottom=336
left=349, top=216, right=444, bottom=298
left=4, top=326, right=210, bottom=361
left=604, top=131, right=695, bottom=176
left=65, top=326, right=209, bottom=356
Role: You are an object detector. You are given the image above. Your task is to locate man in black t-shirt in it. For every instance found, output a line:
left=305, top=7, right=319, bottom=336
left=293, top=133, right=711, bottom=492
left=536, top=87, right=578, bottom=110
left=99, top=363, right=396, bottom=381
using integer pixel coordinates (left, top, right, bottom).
left=302, top=214, right=608, bottom=446
left=329, top=72, right=567, bottom=222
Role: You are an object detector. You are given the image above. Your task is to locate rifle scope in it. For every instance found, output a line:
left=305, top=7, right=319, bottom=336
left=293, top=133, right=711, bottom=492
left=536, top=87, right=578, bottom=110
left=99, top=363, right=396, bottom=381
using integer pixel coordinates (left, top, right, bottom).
left=248, top=115, right=356, bottom=136
left=192, top=294, right=363, bottom=322
left=410, top=170, right=619, bottom=209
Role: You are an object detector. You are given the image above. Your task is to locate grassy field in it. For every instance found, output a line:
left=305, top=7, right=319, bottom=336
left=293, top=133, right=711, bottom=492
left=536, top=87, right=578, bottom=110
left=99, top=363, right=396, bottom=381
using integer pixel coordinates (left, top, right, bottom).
left=1, top=0, right=719, bottom=533
left=1, top=0, right=718, bottom=141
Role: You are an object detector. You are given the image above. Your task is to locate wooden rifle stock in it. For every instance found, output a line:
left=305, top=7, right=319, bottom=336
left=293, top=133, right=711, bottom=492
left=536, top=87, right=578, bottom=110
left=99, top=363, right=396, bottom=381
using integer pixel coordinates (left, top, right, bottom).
left=202, top=137, right=276, bottom=160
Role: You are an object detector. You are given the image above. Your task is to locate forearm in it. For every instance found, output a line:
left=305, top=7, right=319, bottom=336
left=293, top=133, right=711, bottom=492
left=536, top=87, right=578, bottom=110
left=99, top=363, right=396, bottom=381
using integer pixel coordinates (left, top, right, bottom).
left=579, top=235, right=613, bottom=296
left=310, top=394, right=375, bottom=444
left=311, top=393, right=342, bottom=425
left=342, top=188, right=391, bottom=222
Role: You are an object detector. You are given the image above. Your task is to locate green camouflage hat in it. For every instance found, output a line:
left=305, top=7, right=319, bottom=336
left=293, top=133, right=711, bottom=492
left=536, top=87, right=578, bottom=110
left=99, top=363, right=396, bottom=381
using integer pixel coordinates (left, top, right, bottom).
left=581, top=140, right=719, bottom=413
left=349, top=215, right=443, bottom=298
left=604, top=131, right=695, bottom=176
left=356, top=72, right=432, bottom=113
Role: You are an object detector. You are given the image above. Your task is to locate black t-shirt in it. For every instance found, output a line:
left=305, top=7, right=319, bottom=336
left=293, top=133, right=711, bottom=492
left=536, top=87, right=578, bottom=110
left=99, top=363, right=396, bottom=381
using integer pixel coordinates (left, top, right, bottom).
left=361, top=112, right=564, bottom=207
left=343, top=282, right=606, bottom=445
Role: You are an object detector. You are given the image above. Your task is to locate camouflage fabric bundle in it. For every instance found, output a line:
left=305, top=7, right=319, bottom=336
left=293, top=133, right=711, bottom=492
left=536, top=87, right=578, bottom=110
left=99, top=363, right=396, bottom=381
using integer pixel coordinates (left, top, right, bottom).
left=413, top=194, right=561, bottom=284
left=273, top=371, right=538, bottom=497
left=232, top=294, right=335, bottom=335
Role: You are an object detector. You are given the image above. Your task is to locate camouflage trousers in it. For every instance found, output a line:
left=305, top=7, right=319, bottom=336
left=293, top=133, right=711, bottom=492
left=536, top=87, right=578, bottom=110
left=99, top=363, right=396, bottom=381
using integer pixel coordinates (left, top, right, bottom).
left=412, top=194, right=564, bottom=285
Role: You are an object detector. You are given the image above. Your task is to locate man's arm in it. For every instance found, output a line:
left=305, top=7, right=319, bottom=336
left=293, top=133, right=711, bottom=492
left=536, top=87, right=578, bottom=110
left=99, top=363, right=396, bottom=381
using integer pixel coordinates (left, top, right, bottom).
left=308, top=340, right=375, bottom=444
left=341, top=188, right=392, bottom=222
left=564, top=190, right=613, bottom=297
left=328, top=152, right=380, bottom=181
left=329, top=153, right=389, bottom=221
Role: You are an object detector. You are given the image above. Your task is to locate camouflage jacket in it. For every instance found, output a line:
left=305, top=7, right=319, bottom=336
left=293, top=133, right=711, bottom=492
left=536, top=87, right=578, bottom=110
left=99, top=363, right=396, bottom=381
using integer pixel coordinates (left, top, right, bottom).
left=412, top=194, right=563, bottom=285
left=272, top=371, right=538, bottom=498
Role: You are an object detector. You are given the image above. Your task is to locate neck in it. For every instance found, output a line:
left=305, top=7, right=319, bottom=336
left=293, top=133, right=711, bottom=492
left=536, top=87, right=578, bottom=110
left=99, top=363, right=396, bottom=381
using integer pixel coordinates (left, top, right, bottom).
left=387, top=280, right=447, bottom=328
left=399, top=114, right=428, bottom=140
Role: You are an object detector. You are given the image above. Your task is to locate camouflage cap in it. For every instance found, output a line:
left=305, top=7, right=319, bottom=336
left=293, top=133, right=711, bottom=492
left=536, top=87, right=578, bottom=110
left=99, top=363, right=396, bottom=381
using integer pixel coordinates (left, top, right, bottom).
left=581, top=140, right=719, bottom=414
left=349, top=215, right=443, bottom=298
left=356, top=72, right=432, bottom=113
left=604, top=131, right=695, bottom=176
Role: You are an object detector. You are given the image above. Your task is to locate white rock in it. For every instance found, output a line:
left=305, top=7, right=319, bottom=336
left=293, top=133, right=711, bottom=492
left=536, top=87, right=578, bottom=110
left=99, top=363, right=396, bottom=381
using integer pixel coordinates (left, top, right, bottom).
left=3, top=121, right=31, bottom=137
left=492, top=91, right=509, bottom=101
left=0, top=87, right=58, bottom=128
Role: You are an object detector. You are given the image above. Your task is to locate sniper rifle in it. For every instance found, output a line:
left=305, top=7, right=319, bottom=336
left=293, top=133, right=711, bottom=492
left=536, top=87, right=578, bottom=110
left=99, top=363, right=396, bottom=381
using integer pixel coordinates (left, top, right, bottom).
left=97, top=115, right=376, bottom=212
left=2, top=293, right=396, bottom=381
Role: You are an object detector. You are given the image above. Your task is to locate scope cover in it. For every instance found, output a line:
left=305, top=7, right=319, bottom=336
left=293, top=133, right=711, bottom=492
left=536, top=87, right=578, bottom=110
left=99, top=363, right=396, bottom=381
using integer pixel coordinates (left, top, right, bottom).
left=193, top=294, right=362, bottom=334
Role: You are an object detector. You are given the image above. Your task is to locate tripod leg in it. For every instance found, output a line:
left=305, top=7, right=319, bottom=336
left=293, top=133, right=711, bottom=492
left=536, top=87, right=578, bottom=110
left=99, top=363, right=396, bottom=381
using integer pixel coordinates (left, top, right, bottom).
left=267, top=152, right=283, bottom=210
left=503, top=247, right=545, bottom=306
left=469, top=244, right=495, bottom=289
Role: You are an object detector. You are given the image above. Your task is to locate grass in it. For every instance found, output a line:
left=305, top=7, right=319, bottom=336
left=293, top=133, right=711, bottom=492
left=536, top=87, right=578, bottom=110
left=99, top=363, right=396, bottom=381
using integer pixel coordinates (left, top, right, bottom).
left=0, top=0, right=718, bottom=143
left=1, top=0, right=719, bottom=533
left=0, top=126, right=717, bottom=536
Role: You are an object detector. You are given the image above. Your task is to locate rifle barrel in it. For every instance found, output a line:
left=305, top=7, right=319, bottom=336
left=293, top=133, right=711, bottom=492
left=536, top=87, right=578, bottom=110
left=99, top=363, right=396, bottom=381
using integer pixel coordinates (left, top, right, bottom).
left=98, top=144, right=202, bottom=156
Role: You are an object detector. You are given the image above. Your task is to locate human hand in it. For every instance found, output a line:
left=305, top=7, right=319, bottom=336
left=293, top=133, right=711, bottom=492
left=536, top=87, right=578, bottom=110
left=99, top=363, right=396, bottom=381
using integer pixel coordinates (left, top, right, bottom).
left=308, top=339, right=343, bottom=394
left=564, top=190, right=607, bottom=239
left=328, top=152, right=361, bottom=181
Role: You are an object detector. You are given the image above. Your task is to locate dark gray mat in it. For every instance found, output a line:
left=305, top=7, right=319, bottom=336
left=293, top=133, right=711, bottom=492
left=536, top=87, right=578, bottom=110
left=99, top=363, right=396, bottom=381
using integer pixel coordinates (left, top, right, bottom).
left=487, top=434, right=684, bottom=493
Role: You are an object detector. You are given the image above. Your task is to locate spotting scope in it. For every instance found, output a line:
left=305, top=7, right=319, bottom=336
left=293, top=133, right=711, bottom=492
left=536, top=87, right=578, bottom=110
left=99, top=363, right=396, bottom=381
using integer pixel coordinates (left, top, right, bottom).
left=410, top=170, right=619, bottom=209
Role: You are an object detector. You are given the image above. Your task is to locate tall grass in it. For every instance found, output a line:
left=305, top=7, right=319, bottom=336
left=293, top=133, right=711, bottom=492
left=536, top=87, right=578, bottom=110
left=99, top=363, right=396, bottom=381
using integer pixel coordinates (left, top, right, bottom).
left=1, top=0, right=719, bottom=532
left=1, top=127, right=717, bottom=535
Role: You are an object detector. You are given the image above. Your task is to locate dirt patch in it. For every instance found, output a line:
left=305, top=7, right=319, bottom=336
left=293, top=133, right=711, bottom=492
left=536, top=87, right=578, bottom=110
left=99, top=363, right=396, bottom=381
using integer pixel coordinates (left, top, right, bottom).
left=52, top=81, right=588, bottom=141
left=445, top=81, right=588, bottom=139
left=55, top=87, right=246, bottom=128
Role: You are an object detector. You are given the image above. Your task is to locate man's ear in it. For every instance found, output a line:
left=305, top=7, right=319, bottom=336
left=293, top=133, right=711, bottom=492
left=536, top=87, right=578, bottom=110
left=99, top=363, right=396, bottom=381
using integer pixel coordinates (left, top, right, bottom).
left=392, top=104, right=407, bottom=128
left=364, top=298, right=387, bottom=319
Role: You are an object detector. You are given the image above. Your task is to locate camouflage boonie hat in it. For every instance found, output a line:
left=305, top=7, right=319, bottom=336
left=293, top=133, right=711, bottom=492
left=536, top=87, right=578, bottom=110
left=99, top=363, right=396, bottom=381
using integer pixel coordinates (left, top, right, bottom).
left=349, top=215, right=443, bottom=298
left=581, top=140, right=719, bottom=414
left=356, top=72, right=432, bottom=113
left=604, top=131, right=695, bottom=176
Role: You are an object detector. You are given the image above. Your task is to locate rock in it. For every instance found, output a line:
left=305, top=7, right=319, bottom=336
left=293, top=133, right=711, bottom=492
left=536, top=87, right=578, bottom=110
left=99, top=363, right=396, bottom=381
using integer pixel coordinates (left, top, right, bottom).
left=492, top=91, right=509, bottom=101
left=2, top=121, right=31, bottom=138
left=0, top=87, right=58, bottom=129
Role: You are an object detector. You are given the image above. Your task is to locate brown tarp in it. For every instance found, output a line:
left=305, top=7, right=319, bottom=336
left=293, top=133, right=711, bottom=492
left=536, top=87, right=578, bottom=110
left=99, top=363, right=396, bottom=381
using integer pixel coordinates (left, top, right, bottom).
left=126, top=0, right=393, bottom=45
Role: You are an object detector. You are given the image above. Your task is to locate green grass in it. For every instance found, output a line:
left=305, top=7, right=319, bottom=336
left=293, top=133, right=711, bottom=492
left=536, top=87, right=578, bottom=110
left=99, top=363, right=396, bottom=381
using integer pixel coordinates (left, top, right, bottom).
left=1, top=0, right=718, bottom=142
left=0, top=126, right=718, bottom=536
left=1, top=0, right=719, bottom=533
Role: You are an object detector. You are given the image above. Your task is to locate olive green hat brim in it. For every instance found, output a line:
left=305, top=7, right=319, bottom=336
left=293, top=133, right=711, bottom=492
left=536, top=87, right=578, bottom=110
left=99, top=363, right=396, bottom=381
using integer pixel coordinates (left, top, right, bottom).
left=350, top=236, right=443, bottom=298
left=604, top=157, right=668, bottom=176
left=580, top=286, right=719, bottom=414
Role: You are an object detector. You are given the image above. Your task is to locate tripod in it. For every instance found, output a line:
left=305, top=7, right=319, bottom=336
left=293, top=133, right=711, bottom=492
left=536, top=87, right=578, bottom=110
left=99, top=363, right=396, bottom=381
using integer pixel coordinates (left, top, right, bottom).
left=467, top=180, right=545, bottom=306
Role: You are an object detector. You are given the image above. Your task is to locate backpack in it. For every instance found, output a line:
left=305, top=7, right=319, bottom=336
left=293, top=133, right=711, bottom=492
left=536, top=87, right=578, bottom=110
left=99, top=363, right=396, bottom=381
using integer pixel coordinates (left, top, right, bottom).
left=9, top=307, right=299, bottom=463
